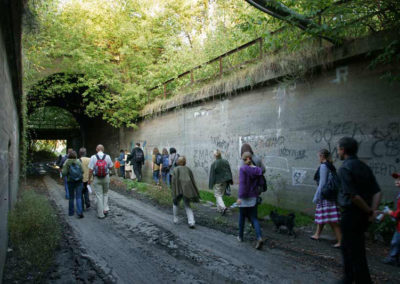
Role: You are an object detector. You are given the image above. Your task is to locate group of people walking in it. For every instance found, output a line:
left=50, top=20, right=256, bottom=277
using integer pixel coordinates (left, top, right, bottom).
left=58, top=144, right=113, bottom=219
left=59, top=136, right=400, bottom=283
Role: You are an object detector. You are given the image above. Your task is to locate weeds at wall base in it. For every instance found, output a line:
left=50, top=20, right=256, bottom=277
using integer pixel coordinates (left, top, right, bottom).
left=7, top=189, right=61, bottom=282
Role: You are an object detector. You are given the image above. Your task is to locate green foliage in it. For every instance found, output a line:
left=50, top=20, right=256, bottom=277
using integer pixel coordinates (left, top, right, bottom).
left=369, top=200, right=396, bottom=244
left=23, top=0, right=399, bottom=128
left=8, top=190, right=61, bottom=280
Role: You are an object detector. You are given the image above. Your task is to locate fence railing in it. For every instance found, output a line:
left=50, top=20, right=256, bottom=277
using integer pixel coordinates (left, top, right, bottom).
left=148, top=36, right=265, bottom=101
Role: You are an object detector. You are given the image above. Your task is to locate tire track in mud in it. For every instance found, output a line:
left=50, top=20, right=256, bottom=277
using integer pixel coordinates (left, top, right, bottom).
left=44, top=176, right=338, bottom=283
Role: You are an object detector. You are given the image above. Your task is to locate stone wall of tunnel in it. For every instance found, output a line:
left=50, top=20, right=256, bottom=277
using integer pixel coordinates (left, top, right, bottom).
left=0, top=0, right=23, bottom=280
left=121, top=46, right=400, bottom=213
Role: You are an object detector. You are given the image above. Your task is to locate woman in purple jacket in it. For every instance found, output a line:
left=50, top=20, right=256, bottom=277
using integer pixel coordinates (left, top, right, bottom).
left=237, top=152, right=264, bottom=249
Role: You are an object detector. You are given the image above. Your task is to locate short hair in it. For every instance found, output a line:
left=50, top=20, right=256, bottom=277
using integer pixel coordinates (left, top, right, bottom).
left=136, top=143, right=140, bottom=147
left=120, top=149, right=124, bottom=152
left=214, top=149, right=221, bottom=158
left=162, top=148, right=169, bottom=155
left=169, top=147, right=177, bottom=154
left=177, top=156, right=186, bottom=166
left=68, top=151, right=77, bottom=159
left=79, top=147, right=87, bottom=157
left=240, top=143, right=254, bottom=156
left=67, top=148, right=73, bottom=154
left=96, top=144, right=104, bottom=152
left=153, top=147, right=159, bottom=155
left=338, top=137, right=358, bottom=156
left=241, top=151, right=252, bottom=161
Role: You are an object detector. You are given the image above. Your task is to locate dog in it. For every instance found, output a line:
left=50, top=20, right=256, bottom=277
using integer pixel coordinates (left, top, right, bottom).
left=269, top=210, right=296, bottom=237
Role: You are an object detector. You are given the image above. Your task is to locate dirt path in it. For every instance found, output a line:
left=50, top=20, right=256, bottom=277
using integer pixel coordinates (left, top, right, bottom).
left=44, top=176, right=340, bottom=283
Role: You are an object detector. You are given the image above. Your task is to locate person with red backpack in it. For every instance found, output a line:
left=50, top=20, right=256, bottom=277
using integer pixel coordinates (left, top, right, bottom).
left=88, top=144, right=114, bottom=219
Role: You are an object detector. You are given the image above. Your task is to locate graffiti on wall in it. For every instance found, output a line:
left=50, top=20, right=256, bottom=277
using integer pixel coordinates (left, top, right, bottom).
left=371, top=122, right=400, bottom=158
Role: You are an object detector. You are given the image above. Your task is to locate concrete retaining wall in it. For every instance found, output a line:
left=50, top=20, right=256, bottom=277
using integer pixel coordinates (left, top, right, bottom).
left=121, top=57, right=400, bottom=213
left=0, top=1, right=22, bottom=280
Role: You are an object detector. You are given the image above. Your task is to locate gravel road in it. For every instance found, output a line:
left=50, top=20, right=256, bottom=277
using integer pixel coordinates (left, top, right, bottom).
left=43, top=176, right=340, bottom=284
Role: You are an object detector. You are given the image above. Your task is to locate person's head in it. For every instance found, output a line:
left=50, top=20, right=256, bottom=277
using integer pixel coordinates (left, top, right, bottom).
left=169, top=147, right=176, bottom=154
left=214, top=149, right=222, bottom=159
left=67, top=148, right=73, bottom=154
left=68, top=151, right=77, bottom=159
left=79, top=147, right=87, bottom=158
left=177, top=156, right=186, bottom=166
left=96, top=144, right=104, bottom=153
left=135, top=143, right=140, bottom=147
left=337, top=137, right=358, bottom=160
left=318, top=149, right=331, bottom=163
left=392, top=173, right=400, bottom=187
left=241, top=151, right=252, bottom=165
left=120, top=149, right=124, bottom=153
left=153, top=147, right=159, bottom=155
left=240, top=143, right=254, bottom=156
left=162, top=148, right=168, bottom=155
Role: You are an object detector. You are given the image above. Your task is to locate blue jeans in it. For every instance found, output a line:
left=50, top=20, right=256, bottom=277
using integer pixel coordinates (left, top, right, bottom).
left=63, top=176, right=69, bottom=199
left=120, top=165, right=125, bottom=178
left=68, top=181, right=83, bottom=216
left=387, top=231, right=400, bottom=261
left=239, top=206, right=262, bottom=240
left=153, top=170, right=160, bottom=184
left=161, top=171, right=170, bottom=186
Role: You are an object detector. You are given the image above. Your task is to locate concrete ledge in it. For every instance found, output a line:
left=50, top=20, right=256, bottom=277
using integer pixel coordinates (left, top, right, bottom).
left=140, top=30, right=395, bottom=118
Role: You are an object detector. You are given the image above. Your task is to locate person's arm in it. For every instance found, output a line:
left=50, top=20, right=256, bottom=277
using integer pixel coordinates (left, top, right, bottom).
left=88, top=169, right=93, bottom=185
left=389, top=197, right=400, bottom=219
left=315, top=165, right=328, bottom=201
left=209, top=162, right=215, bottom=190
left=237, top=167, right=246, bottom=203
left=61, top=160, right=69, bottom=177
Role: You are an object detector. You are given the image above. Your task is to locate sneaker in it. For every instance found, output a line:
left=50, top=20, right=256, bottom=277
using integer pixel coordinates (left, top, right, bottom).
left=221, top=207, right=228, bottom=216
left=382, top=257, right=397, bottom=266
left=237, top=236, right=243, bottom=242
left=255, top=239, right=263, bottom=250
left=78, top=214, right=84, bottom=219
left=173, top=217, right=178, bottom=224
left=188, top=224, right=195, bottom=229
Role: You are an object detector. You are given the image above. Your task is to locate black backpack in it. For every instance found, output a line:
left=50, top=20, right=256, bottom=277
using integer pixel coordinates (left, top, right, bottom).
left=134, top=149, right=144, bottom=162
left=68, top=162, right=83, bottom=182
left=155, top=153, right=162, bottom=166
left=321, top=170, right=340, bottom=201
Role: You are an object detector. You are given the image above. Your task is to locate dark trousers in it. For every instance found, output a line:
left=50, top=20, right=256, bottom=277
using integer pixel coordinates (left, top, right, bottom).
left=340, top=210, right=372, bottom=284
left=120, top=165, right=125, bottom=178
left=239, top=206, right=262, bottom=240
left=133, top=162, right=142, bottom=182
left=82, top=182, right=90, bottom=210
left=68, top=181, right=83, bottom=216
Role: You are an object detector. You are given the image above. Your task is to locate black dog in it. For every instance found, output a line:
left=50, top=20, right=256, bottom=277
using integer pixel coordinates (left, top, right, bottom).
left=269, top=210, right=296, bottom=237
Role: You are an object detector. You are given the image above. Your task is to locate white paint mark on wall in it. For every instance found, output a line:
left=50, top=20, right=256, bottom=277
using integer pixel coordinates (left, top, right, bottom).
left=331, top=66, right=348, bottom=84
left=194, top=110, right=209, bottom=118
left=292, top=167, right=316, bottom=187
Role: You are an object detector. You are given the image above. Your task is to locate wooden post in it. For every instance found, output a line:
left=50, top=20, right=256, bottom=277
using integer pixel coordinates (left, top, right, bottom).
left=163, top=83, right=167, bottom=99
left=219, top=56, right=223, bottom=78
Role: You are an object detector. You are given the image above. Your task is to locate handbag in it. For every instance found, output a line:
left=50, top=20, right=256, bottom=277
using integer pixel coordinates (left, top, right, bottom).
left=321, top=171, right=340, bottom=201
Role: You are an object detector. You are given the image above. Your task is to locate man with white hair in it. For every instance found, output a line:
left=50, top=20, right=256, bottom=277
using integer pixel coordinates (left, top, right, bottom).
left=209, top=150, right=233, bottom=215
left=88, top=144, right=114, bottom=219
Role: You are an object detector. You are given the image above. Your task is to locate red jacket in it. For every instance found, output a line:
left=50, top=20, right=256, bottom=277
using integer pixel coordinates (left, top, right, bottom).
left=390, top=193, right=400, bottom=232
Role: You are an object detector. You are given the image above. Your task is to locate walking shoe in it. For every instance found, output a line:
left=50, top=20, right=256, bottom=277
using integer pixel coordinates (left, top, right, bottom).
left=255, top=239, right=263, bottom=250
left=104, top=211, right=109, bottom=216
left=173, top=217, right=179, bottom=224
left=382, top=257, right=398, bottom=266
left=221, top=207, right=228, bottom=216
left=78, top=214, right=84, bottom=219
left=188, top=224, right=195, bottom=229
left=237, top=236, right=243, bottom=242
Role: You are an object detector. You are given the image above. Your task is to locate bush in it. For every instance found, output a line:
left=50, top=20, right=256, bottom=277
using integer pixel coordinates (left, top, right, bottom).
left=8, top=190, right=61, bottom=279
left=369, top=200, right=396, bottom=244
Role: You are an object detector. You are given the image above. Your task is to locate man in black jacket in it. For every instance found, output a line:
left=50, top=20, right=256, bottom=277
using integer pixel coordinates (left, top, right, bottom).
left=337, top=137, right=382, bottom=284
left=129, top=143, right=145, bottom=182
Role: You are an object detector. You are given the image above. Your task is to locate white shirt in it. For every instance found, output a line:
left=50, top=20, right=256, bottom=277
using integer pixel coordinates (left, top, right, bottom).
left=88, top=151, right=114, bottom=171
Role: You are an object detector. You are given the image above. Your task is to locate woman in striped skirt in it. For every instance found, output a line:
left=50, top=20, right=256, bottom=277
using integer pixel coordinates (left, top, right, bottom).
left=310, top=149, right=342, bottom=248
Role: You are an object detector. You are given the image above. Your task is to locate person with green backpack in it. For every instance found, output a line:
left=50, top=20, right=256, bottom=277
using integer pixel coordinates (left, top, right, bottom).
left=62, top=150, right=84, bottom=218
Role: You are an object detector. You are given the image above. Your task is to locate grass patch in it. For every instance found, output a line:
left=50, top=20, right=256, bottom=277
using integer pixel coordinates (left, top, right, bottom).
left=199, top=190, right=236, bottom=207
left=257, top=203, right=313, bottom=227
left=8, top=190, right=61, bottom=281
left=123, top=179, right=171, bottom=206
